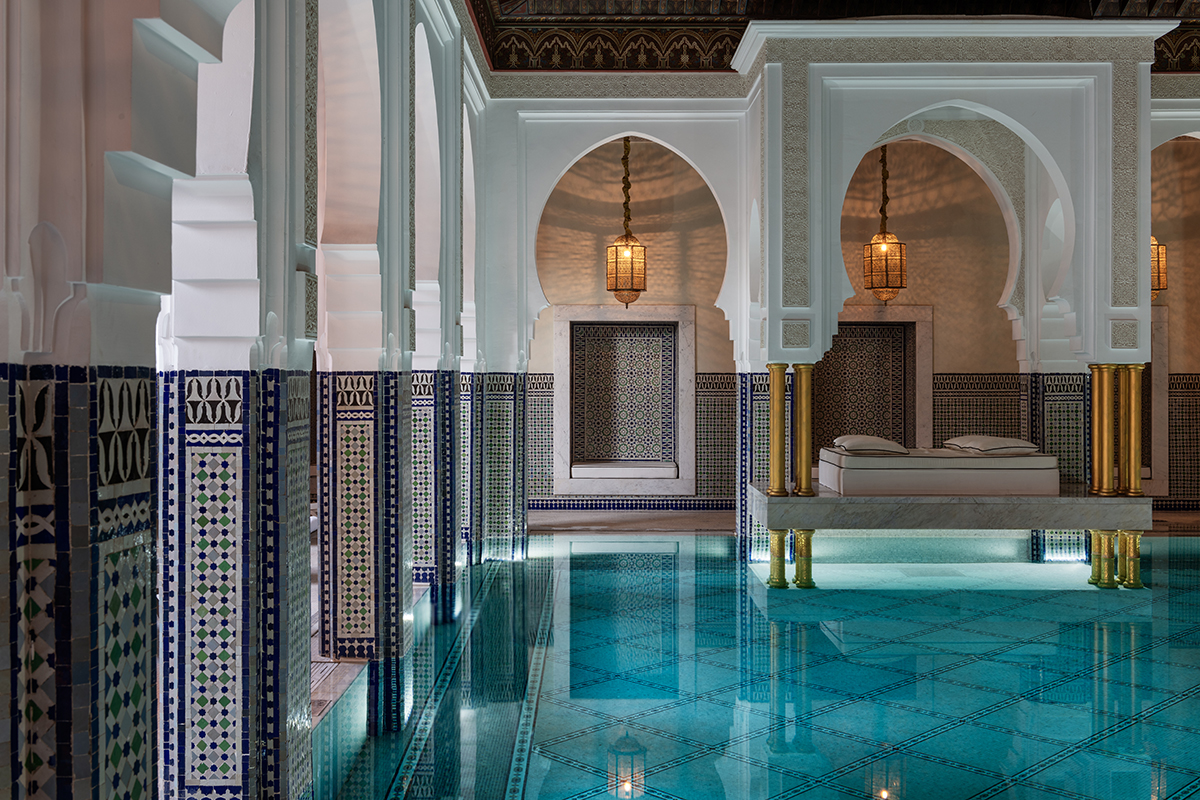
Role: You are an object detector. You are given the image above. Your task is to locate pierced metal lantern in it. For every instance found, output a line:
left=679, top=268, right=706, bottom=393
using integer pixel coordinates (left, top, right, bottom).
left=863, top=145, right=907, bottom=303
left=606, top=137, right=647, bottom=307
left=607, top=730, right=646, bottom=798
left=1151, top=235, right=1167, bottom=301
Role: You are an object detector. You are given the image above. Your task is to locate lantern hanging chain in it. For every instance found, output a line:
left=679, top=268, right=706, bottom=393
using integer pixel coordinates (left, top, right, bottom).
left=878, top=144, right=890, bottom=236
left=622, top=136, right=633, bottom=238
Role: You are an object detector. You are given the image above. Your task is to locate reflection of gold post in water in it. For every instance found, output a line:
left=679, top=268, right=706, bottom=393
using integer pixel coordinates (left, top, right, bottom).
left=1118, top=366, right=1131, bottom=495
left=1116, top=530, right=1128, bottom=586
left=1123, top=531, right=1145, bottom=589
left=1126, top=365, right=1145, bottom=497
left=768, top=529, right=790, bottom=589
left=1088, top=530, right=1101, bottom=585
left=1096, top=531, right=1120, bottom=589
left=768, top=621, right=786, bottom=752
left=1089, top=364, right=1103, bottom=495
left=1097, top=365, right=1118, bottom=496
left=767, top=363, right=789, bottom=497
left=791, top=364, right=815, bottom=497
left=792, top=530, right=817, bottom=589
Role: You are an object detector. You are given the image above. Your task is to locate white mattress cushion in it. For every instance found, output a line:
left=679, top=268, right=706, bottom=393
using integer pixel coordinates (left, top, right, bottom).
left=819, top=447, right=1057, bottom=470
left=832, top=434, right=909, bottom=454
left=943, top=435, right=1039, bottom=454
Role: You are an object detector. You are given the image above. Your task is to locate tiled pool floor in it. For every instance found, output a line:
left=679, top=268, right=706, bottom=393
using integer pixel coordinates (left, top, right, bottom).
left=352, top=532, right=1200, bottom=799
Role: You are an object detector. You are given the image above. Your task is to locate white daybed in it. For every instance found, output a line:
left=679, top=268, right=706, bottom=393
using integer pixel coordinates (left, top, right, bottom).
left=818, top=435, right=1060, bottom=497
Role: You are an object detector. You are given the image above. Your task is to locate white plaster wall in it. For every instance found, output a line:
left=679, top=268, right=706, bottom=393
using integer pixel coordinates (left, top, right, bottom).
left=529, top=138, right=733, bottom=374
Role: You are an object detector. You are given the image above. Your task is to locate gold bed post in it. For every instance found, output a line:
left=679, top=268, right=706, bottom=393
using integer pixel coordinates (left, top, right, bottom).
left=767, top=363, right=789, bottom=497
left=1122, top=364, right=1144, bottom=497
left=792, top=364, right=815, bottom=497
left=1093, top=365, right=1117, bottom=497
left=1089, top=364, right=1103, bottom=495
left=1117, top=366, right=1131, bottom=496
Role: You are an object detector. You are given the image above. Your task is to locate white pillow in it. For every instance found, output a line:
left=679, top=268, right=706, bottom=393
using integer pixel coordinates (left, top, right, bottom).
left=943, top=435, right=1039, bottom=454
left=832, top=435, right=909, bottom=454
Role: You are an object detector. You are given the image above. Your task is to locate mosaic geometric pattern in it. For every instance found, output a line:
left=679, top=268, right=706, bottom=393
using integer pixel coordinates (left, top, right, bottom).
left=1031, top=530, right=1089, bottom=562
left=97, top=534, right=153, bottom=800
left=933, top=373, right=1025, bottom=447
left=337, top=422, right=376, bottom=639
left=434, top=370, right=464, bottom=586
left=1034, top=374, right=1088, bottom=485
left=484, top=374, right=517, bottom=562
left=185, top=376, right=244, bottom=425
left=526, top=375, right=555, bottom=499
left=748, top=372, right=772, bottom=561
left=412, top=372, right=436, bottom=581
left=570, top=323, right=676, bottom=463
left=0, top=364, right=8, bottom=798
left=97, top=377, right=153, bottom=488
left=16, top=379, right=55, bottom=496
left=186, top=451, right=243, bottom=784
left=1168, top=375, right=1200, bottom=498
left=696, top=374, right=737, bottom=499
left=460, top=373, right=474, bottom=563
left=15, top=543, right=57, bottom=800
left=528, top=373, right=736, bottom=507
left=285, top=395, right=314, bottom=799
left=814, top=323, right=914, bottom=455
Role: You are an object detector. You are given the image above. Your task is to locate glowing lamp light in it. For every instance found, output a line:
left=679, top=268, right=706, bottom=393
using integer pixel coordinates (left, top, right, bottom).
left=607, top=730, right=646, bottom=798
left=1151, top=235, right=1167, bottom=301
left=862, top=145, right=907, bottom=304
left=605, top=137, right=647, bottom=307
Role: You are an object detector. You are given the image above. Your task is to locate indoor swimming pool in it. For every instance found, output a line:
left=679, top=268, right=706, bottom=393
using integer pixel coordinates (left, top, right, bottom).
left=322, top=532, right=1200, bottom=799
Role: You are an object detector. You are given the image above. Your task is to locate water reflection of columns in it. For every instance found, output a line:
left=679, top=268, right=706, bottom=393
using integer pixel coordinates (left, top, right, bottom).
left=768, top=621, right=787, bottom=753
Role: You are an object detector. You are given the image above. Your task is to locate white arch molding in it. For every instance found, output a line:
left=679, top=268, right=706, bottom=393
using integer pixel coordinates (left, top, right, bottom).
left=798, top=62, right=1137, bottom=366
left=509, top=106, right=757, bottom=373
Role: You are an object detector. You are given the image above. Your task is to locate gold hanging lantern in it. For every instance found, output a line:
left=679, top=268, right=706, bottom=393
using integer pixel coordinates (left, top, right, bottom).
left=1151, top=235, right=1167, bottom=301
left=863, top=145, right=907, bottom=303
left=606, top=137, right=647, bottom=307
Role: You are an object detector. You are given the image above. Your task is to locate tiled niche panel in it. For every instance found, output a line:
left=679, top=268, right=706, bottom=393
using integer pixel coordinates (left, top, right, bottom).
left=570, top=322, right=677, bottom=464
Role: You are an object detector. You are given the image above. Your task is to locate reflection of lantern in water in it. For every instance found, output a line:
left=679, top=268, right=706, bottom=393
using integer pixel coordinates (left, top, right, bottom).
left=608, top=729, right=646, bottom=798
left=867, top=755, right=905, bottom=800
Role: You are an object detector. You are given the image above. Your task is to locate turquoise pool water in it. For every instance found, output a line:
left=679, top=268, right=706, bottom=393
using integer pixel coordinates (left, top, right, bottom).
left=331, top=532, right=1200, bottom=799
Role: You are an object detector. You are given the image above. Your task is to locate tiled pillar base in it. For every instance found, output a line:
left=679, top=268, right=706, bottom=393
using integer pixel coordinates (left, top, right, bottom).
left=5, top=364, right=157, bottom=800
left=482, top=374, right=527, bottom=563
left=161, top=370, right=256, bottom=798
left=737, top=373, right=773, bottom=562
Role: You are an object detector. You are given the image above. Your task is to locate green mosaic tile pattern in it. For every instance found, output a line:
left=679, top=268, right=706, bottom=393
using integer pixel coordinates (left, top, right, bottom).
left=16, top=543, right=56, bottom=800
left=98, top=535, right=152, bottom=800
left=337, top=423, right=375, bottom=636
left=186, top=452, right=241, bottom=782
left=696, top=374, right=736, bottom=498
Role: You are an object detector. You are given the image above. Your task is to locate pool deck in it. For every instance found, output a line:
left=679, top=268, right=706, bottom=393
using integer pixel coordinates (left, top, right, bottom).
left=748, top=482, right=1154, bottom=531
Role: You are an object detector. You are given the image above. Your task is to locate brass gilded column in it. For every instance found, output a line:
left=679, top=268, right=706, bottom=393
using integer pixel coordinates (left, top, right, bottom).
left=1096, top=531, right=1120, bottom=589
left=1089, top=364, right=1103, bottom=495
left=1118, top=366, right=1131, bottom=496
left=768, top=529, right=790, bottom=588
left=792, top=364, right=815, bottom=497
left=1123, top=531, right=1145, bottom=589
left=1088, top=530, right=1101, bottom=585
left=767, top=363, right=789, bottom=497
left=1095, top=365, right=1117, bottom=496
left=793, top=529, right=817, bottom=589
left=1125, top=365, right=1144, bottom=497
left=1115, top=530, right=1128, bottom=586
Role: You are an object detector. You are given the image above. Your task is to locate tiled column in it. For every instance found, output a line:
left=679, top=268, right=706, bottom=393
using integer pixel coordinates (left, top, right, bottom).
left=161, top=371, right=255, bottom=797
left=481, top=373, right=527, bottom=563
left=430, top=370, right=464, bottom=619
left=318, top=372, right=380, bottom=659
left=259, top=371, right=315, bottom=798
left=411, top=371, right=436, bottom=584
left=370, top=369, right=412, bottom=735
left=736, top=373, right=773, bottom=562
left=3, top=365, right=158, bottom=800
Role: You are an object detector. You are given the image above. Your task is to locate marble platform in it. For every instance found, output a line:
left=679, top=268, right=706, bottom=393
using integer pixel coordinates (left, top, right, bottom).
left=748, top=482, right=1153, bottom=532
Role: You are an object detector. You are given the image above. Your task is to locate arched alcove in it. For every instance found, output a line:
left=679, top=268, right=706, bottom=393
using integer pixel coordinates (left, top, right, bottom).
left=529, top=137, right=731, bottom=373
left=1152, top=135, right=1200, bottom=374
left=841, top=141, right=1016, bottom=373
